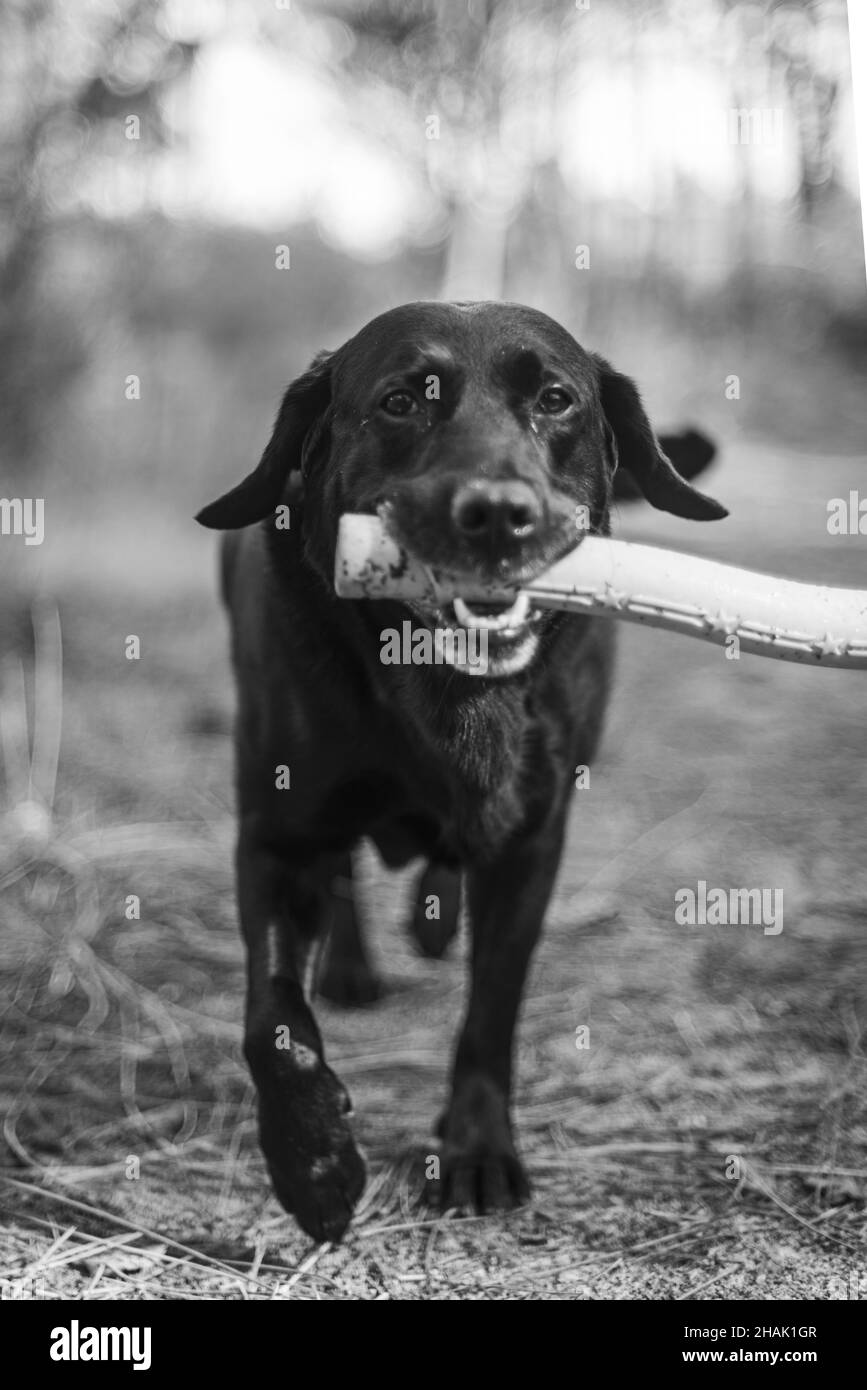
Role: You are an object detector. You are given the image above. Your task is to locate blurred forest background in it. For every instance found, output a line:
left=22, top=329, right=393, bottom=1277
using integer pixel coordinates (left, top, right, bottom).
left=0, top=0, right=863, bottom=518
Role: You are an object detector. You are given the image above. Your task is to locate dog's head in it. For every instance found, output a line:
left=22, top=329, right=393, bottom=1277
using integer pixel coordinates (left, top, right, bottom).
left=198, top=301, right=725, bottom=678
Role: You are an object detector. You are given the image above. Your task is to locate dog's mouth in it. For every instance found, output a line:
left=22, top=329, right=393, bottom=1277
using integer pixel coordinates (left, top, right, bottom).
left=406, top=591, right=544, bottom=679
left=452, top=593, right=531, bottom=632
left=369, top=499, right=577, bottom=678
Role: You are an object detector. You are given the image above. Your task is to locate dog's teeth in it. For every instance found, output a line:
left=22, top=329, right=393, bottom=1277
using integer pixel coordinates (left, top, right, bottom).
left=454, top=593, right=529, bottom=631
left=508, top=592, right=530, bottom=625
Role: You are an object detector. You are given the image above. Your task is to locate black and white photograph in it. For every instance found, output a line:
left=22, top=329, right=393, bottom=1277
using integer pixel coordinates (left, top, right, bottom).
left=1, top=0, right=866, bottom=1328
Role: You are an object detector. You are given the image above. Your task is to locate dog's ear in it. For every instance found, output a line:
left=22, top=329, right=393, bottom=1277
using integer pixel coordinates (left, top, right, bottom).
left=196, top=351, right=333, bottom=530
left=594, top=356, right=727, bottom=521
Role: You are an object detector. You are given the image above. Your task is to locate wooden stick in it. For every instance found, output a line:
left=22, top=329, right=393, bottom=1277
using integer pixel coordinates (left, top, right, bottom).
left=335, top=514, right=867, bottom=670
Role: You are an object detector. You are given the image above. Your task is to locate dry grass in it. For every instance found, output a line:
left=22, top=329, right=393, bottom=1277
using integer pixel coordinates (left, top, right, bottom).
left=1, top=442, right=866, bottom=1299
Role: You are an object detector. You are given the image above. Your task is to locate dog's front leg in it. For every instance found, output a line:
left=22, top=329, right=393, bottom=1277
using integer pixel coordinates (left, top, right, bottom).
left=317, top=852, right=382, bottom=1005
left=237, top=823, right=365, bottom=1241
left=440, top=812, right=568, bottom=1213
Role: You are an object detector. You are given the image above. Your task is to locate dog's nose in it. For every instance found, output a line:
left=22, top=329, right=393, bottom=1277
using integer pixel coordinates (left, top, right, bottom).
left=451, top=480, right=542, bottom=548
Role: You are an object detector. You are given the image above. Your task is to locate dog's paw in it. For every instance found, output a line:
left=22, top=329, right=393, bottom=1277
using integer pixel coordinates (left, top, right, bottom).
left=253, top=1042, right=366, bottom=1241
left=436, top=1077, right=530, bottom=1214
left=439, top=1141, right=530, bottom=1214
left=265, top=1131, right=366, bottom=1243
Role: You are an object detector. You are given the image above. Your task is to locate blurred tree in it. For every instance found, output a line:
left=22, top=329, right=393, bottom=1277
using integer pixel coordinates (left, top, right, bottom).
left=299, top=0, right=572, bottom=299
left=769, top=2, right=840, bottom=215
left=0, top=0, right=859, bottom=493
left=292, top=0, right=855, bottom=301
left=0, top=0, right=196, bottom=474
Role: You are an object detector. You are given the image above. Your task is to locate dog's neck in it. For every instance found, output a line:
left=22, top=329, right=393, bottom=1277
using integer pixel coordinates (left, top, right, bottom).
left=264, top=506, right=576, bottom=852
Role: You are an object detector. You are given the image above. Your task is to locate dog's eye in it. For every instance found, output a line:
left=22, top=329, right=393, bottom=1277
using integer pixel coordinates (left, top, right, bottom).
left=535, top=387, right=573, bottom=415
left=380, top=390, right=418, bottom=417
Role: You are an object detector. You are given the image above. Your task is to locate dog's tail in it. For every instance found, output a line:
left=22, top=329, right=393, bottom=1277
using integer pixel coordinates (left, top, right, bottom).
left=614, top=427, right=717, bottom=502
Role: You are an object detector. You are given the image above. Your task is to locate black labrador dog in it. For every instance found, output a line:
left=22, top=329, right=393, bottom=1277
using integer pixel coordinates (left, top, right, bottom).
left=197, top=301, right=725, bottom=1242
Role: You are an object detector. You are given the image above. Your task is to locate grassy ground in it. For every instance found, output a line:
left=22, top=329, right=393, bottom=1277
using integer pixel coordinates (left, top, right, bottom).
left=1, top=437, right=866, bottom=1300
